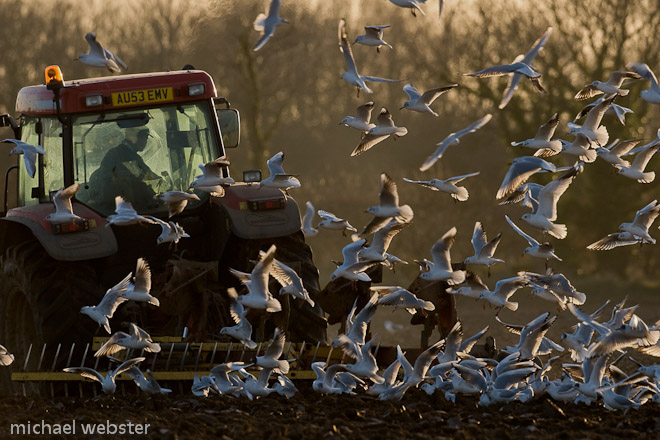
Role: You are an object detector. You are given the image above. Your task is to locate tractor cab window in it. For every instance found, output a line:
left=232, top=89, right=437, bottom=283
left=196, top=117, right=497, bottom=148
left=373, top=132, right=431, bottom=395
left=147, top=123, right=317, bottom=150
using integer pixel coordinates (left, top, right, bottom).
left=73, top=102, right=221, bottom=215
left=18, top=117, right=64, bottom=207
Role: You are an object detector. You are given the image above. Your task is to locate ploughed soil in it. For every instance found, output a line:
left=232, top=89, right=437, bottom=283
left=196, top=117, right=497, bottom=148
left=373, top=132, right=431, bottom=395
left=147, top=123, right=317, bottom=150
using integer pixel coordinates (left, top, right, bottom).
left=3, top=385, right=660, bottom=440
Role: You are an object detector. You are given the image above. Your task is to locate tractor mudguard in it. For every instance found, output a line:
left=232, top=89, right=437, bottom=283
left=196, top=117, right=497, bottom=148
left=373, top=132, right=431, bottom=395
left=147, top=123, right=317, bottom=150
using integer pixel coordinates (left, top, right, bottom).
left=1, top=202, right=117, bottom=261
left=213, top=183, right=302, bottom=239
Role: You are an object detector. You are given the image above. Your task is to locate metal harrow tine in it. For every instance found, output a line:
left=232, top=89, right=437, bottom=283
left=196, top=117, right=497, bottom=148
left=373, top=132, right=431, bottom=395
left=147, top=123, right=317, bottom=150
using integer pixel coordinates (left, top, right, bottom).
left=64, top=343, right=75, bottom=398
left=65, top=343, right=76, bottom=369
left=179, top=343, right=190, bottom=370
left=209, top=342, right=218, bottom=366
left=22, top=344, right=32, bottom=371
left=310, top=341, right=321, bottom=365
left=374, top=341, right=381, bottom=357
left=49, top=343, right=62, bottom=399
left=165, top=342, right=175, bottom=370
left=295, top=341, right=305, bottom=368
left=150, top=348, right=158, bottom=371
left=224, top=342, right=233, bottom=363
left=50, top=344, right=62, bottom=371
left=325, top=346, right=334, bottom=366
left=194, top=343, right=203, bottom=371
left=79, top=343, right=90, bottom=398
left=79, top=343, right=90, bottom=367
left=36, top=344, right=47, bottom=371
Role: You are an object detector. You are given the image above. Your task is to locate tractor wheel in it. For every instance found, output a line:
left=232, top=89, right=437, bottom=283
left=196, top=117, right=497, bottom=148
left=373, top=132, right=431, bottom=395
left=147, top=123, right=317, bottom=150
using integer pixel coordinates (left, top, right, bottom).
left=218, top=231, right=327, bottom=343
left=0, top=241, right=102, bottom=394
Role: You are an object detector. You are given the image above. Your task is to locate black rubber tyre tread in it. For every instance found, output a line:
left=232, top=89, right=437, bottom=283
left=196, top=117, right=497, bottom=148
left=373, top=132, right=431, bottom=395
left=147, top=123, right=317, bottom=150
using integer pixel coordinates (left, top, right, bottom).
left=0, top=241, right=102, bottom=380
left=218, top=231, right=327, bottom=342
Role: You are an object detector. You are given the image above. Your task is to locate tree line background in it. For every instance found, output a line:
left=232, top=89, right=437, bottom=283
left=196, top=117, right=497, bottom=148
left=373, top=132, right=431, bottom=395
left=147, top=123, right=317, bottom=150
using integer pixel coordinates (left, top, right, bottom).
left=1, top=0, right=660, bottom=340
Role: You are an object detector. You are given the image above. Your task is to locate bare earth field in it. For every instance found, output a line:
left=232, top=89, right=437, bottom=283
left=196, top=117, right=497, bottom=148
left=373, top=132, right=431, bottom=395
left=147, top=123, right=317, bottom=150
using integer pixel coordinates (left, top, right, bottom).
left=2, top=388, right=660, bottom=440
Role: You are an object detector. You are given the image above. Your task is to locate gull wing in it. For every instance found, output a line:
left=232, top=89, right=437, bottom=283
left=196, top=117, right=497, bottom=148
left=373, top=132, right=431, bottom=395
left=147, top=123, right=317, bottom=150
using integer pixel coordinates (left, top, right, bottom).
left=378, top=173, right=399, bottom=207
left=338, top=19, right=359, bottom=77
left=351, top=132, right=389, bottom=157
left=536, top=113, right=559, bottom=141
left=631, top=200, right=660, bottom=230
left=403, top=83, right=422, bottom=101
left=582, top=95, right=615, bottom=131
left=97, top=273, right=131, bottom=318
left=266, top=151, right=286, bottom=175
left=132, top=258, right=151, bottom=294
left=505, top=215, right=539, bottom=246
left=470, top=221, right=487, bottom=254
left=63, top=366, right=104, bottom=384
left=429, top=227, right=457, bottom=271
left=536, top=165, right=582, bottom=221
left=420, top=84, right=459, bottom=105
left=496, top=156, right=555, bottom=199
left=355, top=101, right=375, bottom=123
left=84, top=32, right=105, bottom=58
left=630, top=142, right=660, bottom=172
left=53, top=183, right=79, bottom=215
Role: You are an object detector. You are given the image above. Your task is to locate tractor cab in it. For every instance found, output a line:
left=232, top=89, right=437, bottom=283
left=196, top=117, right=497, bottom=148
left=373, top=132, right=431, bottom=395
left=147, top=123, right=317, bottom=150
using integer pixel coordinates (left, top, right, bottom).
left=8, top=65, right=240, bottom=217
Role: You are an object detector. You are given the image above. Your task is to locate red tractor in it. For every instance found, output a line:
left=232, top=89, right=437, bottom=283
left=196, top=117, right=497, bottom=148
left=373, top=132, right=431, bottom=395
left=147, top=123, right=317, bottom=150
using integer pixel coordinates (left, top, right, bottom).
left=0, top=66, right=326, bottom=386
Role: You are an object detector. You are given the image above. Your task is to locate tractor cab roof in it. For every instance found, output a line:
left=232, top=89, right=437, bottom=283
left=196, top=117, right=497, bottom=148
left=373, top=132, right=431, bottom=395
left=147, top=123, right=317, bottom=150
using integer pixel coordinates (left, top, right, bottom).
left=16, top=69, right=217, bottom=116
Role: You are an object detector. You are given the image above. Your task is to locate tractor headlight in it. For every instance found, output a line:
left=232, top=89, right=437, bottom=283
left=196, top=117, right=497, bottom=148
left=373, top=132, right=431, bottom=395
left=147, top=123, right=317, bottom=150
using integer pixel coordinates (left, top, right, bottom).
left=85, top=95, right=103, bottom=107
left=188, top=83, right=205, bottom=96
left=243, top=169, right=262, bottom=183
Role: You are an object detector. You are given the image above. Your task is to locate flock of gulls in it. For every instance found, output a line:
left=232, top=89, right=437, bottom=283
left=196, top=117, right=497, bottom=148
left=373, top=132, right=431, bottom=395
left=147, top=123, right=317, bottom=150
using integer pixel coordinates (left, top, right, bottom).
left=1, top=0, right=660, bottom=412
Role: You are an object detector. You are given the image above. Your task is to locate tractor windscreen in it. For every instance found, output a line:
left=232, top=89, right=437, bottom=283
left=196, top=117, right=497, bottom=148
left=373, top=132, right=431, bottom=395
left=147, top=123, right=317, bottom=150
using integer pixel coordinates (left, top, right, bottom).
left=72, top=102, right=221, bottom=215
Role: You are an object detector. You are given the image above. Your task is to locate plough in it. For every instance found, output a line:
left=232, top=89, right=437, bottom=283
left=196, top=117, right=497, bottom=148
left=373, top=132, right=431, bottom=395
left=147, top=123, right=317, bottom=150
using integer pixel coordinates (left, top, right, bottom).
left=10, top=336, right=418, bottom=397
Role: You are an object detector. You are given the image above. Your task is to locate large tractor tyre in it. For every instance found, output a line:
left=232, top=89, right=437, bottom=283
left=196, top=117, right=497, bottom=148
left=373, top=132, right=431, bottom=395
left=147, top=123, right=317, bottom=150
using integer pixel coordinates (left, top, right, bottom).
left=218, top=231, right=327, bottom=343
left=0, top=241, right=102, bottom=394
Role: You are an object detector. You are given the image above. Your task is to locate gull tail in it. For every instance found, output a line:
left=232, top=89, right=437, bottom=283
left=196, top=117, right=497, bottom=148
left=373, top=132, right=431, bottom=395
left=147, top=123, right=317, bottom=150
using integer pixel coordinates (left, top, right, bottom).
left=266, top=298, right=283, bottom=313
left=548, top=223, right=568, bottom=240
left=449, top=270, right=466, bottom=285
left=242, top=339, right=258, bottom=349
left=570, top=291, right=587, bottom=305
left=617, top=88, right=630, bottom=97
left=452, top=186, right=469, bottom=202
left=253, top=13, right=267, bottom=31
left=505, top=301, right=519, bottom=312
left=277, top=360, right=290, bottom=375
left=638, top=171, right=656, bottom=184
left=581, top=149, right=597, bottom=163
left=594, top=125, right=609, bottom=146
left=148, top=296, right=160, bottom=307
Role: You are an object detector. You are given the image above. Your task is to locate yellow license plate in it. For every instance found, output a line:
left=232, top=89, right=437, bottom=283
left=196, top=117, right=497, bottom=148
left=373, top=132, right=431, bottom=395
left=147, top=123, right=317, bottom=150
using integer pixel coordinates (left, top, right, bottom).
left=111, top=87, right=173, bottom=106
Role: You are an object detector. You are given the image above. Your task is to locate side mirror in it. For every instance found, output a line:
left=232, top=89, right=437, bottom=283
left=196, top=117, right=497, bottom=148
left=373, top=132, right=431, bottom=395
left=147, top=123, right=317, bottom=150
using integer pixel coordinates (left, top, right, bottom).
left=216, top=107, right=240, bottom=149
left=0, top=114, right=20, bottom=139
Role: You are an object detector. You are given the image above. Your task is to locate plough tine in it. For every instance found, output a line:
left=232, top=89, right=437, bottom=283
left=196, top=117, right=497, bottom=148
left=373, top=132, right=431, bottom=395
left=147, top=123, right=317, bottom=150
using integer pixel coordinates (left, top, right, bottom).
left=49, top=344, right=62, bottom=399
left=50, top=344, right=62, bottom=371
left=224, top=342, right=233, bottom=363
left=284, top=341, right=293, bottom=360
left=295, top=341, right=305, bottom=368
left=79, top=343, right=90, bottom=398
left=310, top=341, right=321, bottom=365
left=150, top=349, right=158, bottom=371
left=23, top=344, right=32, bottom=371
left=36, top=344, right=47, bottom=371
left=80, top=343, right=90, bottom=367
left=209, top=342, right=218, bottom=366
left=165, top=343, right=175, bottom=370
left=179, top=343, right=190, bottom=370
left=64, top=343, right=75, bottom=398
left=65, top=343, right=76, bottom=369
left=22, top=344, right=33, bottom=397
left=325, top=346, right=334, bottom=365
left=194, top=343, right=203, bottom=371
left=374, top=341, right=381, bottom=358
left=92, top=351, right=100, bottom=372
